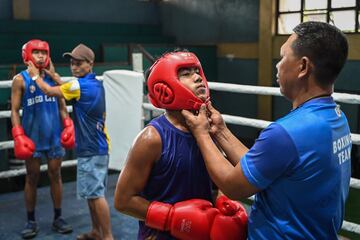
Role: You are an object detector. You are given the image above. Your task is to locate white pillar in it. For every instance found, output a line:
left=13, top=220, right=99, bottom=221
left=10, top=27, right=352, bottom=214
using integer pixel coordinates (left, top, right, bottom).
left=132, top=53, right=143, bottom=73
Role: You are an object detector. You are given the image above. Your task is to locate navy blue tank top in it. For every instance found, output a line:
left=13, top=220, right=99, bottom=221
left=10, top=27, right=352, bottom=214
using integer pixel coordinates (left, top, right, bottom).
left=20, top=70, right=62, bottom=151
left=138, top=114, right=213, bottom=240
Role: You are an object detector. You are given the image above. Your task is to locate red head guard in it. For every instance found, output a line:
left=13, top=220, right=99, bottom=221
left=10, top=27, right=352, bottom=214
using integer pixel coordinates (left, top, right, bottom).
left=147, top=52, right=210, bottom=110
left=22, top=39, right=50, bottom=68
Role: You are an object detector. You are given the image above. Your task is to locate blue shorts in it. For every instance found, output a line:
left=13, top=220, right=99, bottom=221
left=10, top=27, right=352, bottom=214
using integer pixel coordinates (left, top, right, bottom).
left=77, top=155, right=109, bottom=199
left=33, top=147, right=65, bottom=160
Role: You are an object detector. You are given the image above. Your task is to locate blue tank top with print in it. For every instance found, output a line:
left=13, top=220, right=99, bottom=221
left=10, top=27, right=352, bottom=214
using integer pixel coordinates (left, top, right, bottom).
left=20, top=70, right=62, bottom=151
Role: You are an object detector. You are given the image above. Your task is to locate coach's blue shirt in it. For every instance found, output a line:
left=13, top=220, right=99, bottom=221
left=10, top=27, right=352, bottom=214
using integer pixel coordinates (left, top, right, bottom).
left=241, top=97, right=351, bottom=239
left=60, top=73, right=109, bottom=157
left=21, top=70, right=62, bottom=151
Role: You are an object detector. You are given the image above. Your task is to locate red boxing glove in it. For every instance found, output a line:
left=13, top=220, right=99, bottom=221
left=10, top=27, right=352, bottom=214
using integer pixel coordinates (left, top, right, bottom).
left=61, top=117, right=75, bottom=149
left=210, top=195, right=248, bottom=240
left=12, top=126, right=35, bottom=160
left=146, top=199, right=220, bottom=240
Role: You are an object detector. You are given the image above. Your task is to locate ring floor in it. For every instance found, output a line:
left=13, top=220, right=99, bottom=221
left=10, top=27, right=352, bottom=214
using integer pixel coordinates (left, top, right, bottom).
left=0, top=173, right=138, bottom=240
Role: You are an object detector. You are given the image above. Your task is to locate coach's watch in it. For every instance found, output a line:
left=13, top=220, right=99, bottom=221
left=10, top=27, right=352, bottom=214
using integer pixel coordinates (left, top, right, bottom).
left=31, top=74, right=39, bottom=81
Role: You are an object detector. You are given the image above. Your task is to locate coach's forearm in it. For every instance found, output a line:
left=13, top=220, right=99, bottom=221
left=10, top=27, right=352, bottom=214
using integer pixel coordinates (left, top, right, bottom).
left=195, top=133, right=236, bottom=191
left=213, top=128, right=249, bottom=166
left=36, top=77, right=64, bottom=98
left=50, top=73, right=63, bottom=86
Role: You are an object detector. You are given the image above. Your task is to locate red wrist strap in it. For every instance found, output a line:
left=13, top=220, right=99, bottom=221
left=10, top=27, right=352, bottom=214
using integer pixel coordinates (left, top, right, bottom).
left=12, top=126, right=25, bottom=138
left=63, top=117, right=73, bottom=127
left=145, top=201, right=172, bottom=231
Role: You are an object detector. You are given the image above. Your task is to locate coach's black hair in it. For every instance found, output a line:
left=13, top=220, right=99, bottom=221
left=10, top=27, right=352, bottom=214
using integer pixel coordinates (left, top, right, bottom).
left=292, top=21, right=348, bottom=86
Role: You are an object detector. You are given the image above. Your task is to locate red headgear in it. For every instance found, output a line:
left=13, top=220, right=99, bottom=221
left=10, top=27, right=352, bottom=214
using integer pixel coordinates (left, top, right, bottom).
left=22, top=39, right=50, bottom=68
left=147, top=52, right=210, bottom=110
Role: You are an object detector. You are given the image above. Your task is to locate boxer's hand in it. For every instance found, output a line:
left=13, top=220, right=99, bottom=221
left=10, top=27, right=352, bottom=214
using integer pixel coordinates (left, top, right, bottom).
left=146, top=199, right=219, bottom=240
left=61, top=117, right=75, bottom=149
left=12, top=126, right=35, bottom=160
left=210, top=195, right=248, bottom=240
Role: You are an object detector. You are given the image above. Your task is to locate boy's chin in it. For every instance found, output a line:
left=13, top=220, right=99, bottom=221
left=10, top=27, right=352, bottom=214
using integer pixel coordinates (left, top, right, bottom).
left=198, top=95, right=208, bottom=102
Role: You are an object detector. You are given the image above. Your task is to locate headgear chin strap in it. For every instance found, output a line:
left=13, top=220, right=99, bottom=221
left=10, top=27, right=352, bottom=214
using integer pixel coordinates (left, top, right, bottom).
left=147, top=52, right=210, bottom=110
left=22, top=39, right=50, bottom=69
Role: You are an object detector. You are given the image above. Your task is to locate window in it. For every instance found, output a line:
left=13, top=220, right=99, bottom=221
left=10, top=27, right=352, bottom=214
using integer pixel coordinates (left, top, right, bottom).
left=276, top=0, right=359, bottom=34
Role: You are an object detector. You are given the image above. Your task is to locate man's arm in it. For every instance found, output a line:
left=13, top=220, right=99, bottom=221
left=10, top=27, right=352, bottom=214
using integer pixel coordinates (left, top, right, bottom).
left=114, top=126, right=161, bottom=220
left=182, top=105, right=260, bottom=200
left=208, top=102, right=249, bottom=166
left=44, top=59, right=63, bottom=85
left=35, top=75, right=63, bottom=98
left=195, top=130, right=259, bottom=199
left=27, top=61, right=64, bottom=98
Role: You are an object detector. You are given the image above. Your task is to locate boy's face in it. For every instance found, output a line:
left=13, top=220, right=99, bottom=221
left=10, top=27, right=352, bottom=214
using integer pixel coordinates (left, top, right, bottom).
left=31, top=49, right=48, bottom=67
left=70, top=58, right=93, bottom=78
left=177, top=67, right=207, bottom=101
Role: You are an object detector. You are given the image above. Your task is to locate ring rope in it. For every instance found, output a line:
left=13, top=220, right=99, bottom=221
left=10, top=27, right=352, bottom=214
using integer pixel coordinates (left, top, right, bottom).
left=142, top=102, right=360, bottom=191
left=221, top=114, right=360, bottom=145
left=208, top=82, right=360, bottom=105
left=0, top=106, right=72, bottom=119
left=2, top=79, right=360, bottom=104
left=0, top=78, right=359, bottom=234
left=0, top=140, right=13, bottom=150
left=0, top=160, right=77, bottom=179
left=342, top=220, right=360, bottom=235
left=0, top=76, right=103, bottom=89
left=144, top=103, right=360, bottom=235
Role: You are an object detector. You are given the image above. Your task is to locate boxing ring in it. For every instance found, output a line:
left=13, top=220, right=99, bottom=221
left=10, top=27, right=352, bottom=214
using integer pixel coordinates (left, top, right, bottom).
left=0, top=72, right=360, bottom=236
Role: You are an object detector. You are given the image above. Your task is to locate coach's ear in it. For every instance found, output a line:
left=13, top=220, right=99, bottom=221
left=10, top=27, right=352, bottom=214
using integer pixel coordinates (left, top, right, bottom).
left=298, top=56, right=312, bottom=79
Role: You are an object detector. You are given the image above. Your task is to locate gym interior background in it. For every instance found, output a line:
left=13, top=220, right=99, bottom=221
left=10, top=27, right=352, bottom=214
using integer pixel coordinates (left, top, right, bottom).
left=0, top=0, right=359, bottom=239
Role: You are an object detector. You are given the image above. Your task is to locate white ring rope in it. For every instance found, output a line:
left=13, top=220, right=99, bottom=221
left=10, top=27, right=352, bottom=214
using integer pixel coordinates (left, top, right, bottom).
left=0, top=76, right=103, bottom=88
left=0, top=81, right=12, bottom=88
left=142, top=102, right=360, bottom=192
left=0, top=159, right=77, bottom=179
left=0, top=106, right=72, bottom=119
left=1, top=78, right=360, bottom=235
left=208, top=82, right=360, bottom=105
left=342, top=220, right=360, bottom=235
left=151, top=100, right=360, bottom=235
left=0, top=140, right=13, bottom=150
left=2, top=79, right=360, bottom=104
left=221, top=114, right=360, bottom=145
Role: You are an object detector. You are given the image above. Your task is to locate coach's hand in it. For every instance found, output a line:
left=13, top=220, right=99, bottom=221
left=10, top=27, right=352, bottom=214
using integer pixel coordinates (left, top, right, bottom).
left=182, top=104, right=210, bottom=138
left=27, top=61, right=40, bottom=80
left=146, top=199, right=219, bottom=240
left=44, top=59, right=55, bottom=77
left=12, top=126, right=35, bottom=160
left=207, top=102, right=226, bottom=137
